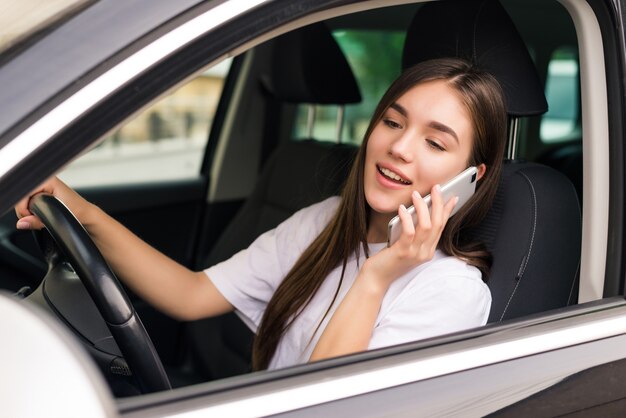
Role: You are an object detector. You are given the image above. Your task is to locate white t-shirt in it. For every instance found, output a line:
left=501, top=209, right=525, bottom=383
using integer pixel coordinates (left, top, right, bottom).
left=205, top=196, right=491, bottom=370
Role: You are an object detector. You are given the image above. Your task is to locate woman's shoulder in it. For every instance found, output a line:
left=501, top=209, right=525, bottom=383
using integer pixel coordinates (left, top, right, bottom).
left=376, top=251, right=491, bottom=339
left=427, top=251, right=484, bottom=279
left=275, top=196, right=341, bottom=246
left=406, top=251, right=489, bottom=298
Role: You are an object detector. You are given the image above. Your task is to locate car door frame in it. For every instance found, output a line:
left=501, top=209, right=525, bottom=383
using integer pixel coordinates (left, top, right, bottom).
left=0, top=0, right=624, bottom=415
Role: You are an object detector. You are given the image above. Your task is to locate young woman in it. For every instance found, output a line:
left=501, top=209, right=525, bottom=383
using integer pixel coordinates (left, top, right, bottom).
left=15, top=58, right=507, bottom=371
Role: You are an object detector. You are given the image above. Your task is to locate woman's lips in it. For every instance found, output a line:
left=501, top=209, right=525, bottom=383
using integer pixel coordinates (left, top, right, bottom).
left=377, top=165, right=412, bottom=185
left=376, top=165, right=412, bottom=189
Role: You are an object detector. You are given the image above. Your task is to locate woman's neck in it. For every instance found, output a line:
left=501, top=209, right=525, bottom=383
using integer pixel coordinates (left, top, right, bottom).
left=367, top=211, right=394, bottom=243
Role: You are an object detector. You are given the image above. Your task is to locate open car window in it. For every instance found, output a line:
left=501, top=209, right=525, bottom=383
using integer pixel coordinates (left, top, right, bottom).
left=60, top=59, right=232, bottom=187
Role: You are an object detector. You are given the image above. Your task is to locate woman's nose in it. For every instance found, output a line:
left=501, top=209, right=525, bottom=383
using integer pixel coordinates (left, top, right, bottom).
left=388, top=133, right=414, bottom=162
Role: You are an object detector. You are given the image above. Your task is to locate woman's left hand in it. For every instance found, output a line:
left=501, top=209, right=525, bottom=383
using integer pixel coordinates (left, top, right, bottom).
left=361, top=184, right=458, bottom=291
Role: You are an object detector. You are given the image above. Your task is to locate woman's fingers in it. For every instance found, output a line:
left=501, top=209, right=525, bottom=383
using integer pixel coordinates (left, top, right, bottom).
left=411, top=190, right=431, bottom=235
left=385, top=186, right=461, bottom=275
left=15, top=196, right=31, bottom=220
left=395, top=186, right=459, bottom=250
left=429, top=184, right=444, bottom=230
left=411, top=186, right=459, bottom=250
left=14, top=177, right=63, bottom=230
left=15, top=188, right=46, bottom=227
left=443, top=195, right=458, bottom=220
left=424, top=194, right=457, bottom=249
left=16, top=215, right=44, bottom=230
left=397, top=204, right=415, bottom=245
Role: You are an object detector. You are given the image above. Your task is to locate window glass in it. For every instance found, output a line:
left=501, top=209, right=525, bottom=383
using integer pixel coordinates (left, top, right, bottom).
left=60, top=59, right=231, bottom=187
left=540, top=48, right=580, bottom=143
left=293, top=30, right=405, bottom=144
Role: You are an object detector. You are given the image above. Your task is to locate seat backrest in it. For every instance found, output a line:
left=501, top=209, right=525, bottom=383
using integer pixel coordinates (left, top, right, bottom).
left=186, top=23, right=360, bottom=381
left=467, top=162, right=581, bottom=320
left=537, top=142, right=583, bottom=204
left=205, top=140, right=357, bottom=266
left=402, top=0, right=582, bottom=322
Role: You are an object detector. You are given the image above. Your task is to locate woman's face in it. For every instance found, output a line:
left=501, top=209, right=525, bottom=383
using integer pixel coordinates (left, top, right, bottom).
left=364, top=79, right=479, bottom=217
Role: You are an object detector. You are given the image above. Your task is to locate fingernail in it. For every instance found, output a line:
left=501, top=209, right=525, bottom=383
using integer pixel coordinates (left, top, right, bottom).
left=400, top=204, right=407, bottom=212
left=16, top=221, right=30, bottom=230
left=434, top=184, right=441, bottom=192
left=412, top=191, right=421, bottom=199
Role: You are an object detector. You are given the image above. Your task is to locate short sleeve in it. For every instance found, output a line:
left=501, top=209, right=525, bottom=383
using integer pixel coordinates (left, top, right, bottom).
left=204, top=197, right=341, bottom=331
left=368, top=260, right=491, bottom=350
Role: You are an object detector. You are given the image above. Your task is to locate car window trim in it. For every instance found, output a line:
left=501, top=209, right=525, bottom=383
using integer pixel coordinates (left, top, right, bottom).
left=119, top=299, right=626, bottom=417
left=557, top=0, right=610, bottom=303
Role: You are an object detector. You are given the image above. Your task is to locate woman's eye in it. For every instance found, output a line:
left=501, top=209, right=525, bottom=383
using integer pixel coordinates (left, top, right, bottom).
left=427, top=139, right=445, bottom=151
left=383, top=119, right=402, bottom=129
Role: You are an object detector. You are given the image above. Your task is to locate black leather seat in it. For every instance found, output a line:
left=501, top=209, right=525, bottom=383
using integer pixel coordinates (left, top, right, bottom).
left=402, top=0, right=582, bottom=321
left=537, top=142, right=583, bottom=204
left=184, top=22, right=360, bottom=380
left=470, top=163, right=581, bottom=320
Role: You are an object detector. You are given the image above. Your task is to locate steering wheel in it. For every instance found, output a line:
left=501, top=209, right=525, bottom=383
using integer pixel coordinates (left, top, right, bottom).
left=28, top=193, right=171, bottom=393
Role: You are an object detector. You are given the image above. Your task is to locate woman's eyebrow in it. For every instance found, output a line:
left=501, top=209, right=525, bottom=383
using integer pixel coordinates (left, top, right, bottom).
left=390, top=102, right=407, bottom=117
left=390, top=102, right=459, bottom=144
left=429, top=121, right=459, bottom=144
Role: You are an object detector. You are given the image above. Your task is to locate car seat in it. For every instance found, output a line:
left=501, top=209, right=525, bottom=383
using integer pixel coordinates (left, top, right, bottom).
left=184, top=22, right=360, bottom=381
left=402, top=0, right=582, bottom=321
left=537, top=142, right=583, bottom=203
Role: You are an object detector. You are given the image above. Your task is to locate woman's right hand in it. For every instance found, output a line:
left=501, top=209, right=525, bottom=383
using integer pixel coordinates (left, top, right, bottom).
left=15, top=177, right=91, bottom=231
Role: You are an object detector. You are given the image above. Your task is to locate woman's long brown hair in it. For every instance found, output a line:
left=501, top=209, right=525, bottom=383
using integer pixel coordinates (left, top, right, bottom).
left=252, top=58, right=507, bottom=370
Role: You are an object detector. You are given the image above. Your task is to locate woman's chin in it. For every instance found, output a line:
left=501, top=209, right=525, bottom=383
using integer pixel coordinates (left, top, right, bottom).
left=368, top=203, right=402, bottom=217
left=365, top=192, right=409, bottom=217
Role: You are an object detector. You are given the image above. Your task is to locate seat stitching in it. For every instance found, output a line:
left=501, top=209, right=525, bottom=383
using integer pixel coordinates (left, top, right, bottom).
left=499, top=171, right=537, bottom=321
left=500, top=279, right=522, bottom=322
left=567, top=258, right=581, bottom=305
left=518, top=172, right=537, bottom=276
left=472, top=0, right=489, bottom=62
left=567, top=185, right=583, bottom=305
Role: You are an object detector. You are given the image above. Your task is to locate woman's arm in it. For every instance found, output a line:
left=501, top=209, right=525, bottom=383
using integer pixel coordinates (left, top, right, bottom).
left=15, top=177, right=233, bottom=321
left=308, top=265, right=387, bottom=360
left=310, top=186, right=457, bottom=361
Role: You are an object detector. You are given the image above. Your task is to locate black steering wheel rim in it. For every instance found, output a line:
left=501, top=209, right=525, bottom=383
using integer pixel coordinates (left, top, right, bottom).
left=29, top=193, right=171, bottom=393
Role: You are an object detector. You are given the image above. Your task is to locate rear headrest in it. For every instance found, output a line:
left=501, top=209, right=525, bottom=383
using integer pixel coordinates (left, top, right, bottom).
left=266, top=22, right=362, bottom=105
left=402, top=0, right=547, bottom=117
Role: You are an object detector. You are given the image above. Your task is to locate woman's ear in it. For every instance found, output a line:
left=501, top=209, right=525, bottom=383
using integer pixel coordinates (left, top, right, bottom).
left=476, top=163, right=487, bottom=181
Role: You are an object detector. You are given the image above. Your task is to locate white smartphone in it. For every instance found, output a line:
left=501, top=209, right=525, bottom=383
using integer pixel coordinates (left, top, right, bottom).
left=386, top=166, right=478, bottom=247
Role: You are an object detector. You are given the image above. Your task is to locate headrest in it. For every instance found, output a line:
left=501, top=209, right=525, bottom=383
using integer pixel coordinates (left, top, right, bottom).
left=266, top=22, right=362, bottom=105
left=402, top=0, right=547, bottom=117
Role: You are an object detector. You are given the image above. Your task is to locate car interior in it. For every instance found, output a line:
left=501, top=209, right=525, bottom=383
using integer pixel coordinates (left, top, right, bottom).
left=0, top=0, right=589, bottom=396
